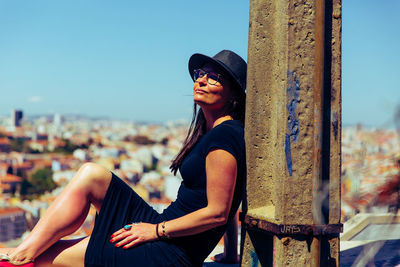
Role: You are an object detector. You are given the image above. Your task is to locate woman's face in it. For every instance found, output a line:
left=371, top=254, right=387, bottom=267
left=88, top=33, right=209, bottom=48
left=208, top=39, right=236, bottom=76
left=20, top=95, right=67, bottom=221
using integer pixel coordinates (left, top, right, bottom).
left=193, top=64, right=232, bottom=112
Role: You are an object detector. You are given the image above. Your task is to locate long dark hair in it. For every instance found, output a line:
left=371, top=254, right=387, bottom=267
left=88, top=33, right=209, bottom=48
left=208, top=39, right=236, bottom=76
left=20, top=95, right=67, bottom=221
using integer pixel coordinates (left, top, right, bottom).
left=170, top=82, right=245, bottom=175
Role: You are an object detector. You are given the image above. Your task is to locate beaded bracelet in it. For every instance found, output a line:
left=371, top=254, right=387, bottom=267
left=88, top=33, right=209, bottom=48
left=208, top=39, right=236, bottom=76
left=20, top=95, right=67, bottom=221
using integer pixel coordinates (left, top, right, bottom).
left=161, top=221, right=171, bottom=239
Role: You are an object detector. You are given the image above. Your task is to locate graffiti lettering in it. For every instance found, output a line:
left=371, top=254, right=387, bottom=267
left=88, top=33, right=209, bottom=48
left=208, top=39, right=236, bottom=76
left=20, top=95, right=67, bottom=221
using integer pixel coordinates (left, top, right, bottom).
left=279, top=225, right=301, bottom=234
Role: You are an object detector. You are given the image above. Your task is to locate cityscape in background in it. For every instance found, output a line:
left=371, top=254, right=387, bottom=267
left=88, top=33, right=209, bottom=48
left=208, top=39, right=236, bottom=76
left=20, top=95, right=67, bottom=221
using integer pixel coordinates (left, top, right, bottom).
left=0, top=109, right=188, bottom=246
left=0, top=109, right=399, bottom=251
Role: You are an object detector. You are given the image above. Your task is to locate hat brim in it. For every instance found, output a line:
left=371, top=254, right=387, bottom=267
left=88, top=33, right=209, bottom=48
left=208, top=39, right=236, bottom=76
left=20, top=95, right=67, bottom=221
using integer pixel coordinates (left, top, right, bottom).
left=188, top=53, right=244, bottom=94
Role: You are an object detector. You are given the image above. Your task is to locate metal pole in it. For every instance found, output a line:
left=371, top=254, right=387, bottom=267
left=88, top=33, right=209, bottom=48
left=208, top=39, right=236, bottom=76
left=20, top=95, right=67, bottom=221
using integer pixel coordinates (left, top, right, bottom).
left=311, top=0, right=326, bottom=265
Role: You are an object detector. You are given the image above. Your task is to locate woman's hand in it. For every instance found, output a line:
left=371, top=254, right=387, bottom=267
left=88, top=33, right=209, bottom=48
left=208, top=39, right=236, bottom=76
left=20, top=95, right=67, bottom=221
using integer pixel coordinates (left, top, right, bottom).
left=110, top=222, right=158, bottom=249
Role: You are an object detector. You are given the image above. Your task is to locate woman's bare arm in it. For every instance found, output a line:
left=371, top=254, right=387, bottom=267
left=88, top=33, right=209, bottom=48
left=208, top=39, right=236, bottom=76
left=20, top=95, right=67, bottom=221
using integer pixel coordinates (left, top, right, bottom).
left=110, top=149, right=237, bottom=249
left=163, top=148, right=237, bottom=236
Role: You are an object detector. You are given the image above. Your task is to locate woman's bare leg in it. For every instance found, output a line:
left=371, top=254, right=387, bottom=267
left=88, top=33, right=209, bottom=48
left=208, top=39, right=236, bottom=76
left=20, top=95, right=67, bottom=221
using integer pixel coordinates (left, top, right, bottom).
left=5, top=163, right=112, bottom=265
left=1, top=237, right=89, bottom=267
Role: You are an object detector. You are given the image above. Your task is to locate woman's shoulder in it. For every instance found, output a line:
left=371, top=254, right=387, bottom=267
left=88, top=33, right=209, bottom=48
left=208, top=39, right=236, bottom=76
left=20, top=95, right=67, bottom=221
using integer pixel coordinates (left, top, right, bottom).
left=201, top=120, right=244, bottom=156
left=210, top=120, right=244, bottom=136
left=208, top=120, right=244, bottom=143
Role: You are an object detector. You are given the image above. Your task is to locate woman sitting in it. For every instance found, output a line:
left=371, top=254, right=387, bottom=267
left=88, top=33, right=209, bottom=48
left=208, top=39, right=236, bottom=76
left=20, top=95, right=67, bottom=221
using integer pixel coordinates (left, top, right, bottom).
left=0, top=49, right=247, bottom=267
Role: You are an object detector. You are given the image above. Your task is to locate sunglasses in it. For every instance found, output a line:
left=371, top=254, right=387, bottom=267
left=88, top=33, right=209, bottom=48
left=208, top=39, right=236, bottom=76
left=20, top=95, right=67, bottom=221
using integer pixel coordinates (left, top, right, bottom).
left=193, top=69, right=222, bottom=85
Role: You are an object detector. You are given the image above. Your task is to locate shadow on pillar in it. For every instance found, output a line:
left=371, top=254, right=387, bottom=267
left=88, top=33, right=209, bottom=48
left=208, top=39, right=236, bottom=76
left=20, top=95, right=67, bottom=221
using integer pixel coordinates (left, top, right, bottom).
left=321, top=0, right=333, bottom=226
left=243, top=229, right=273, bottom=267
left=320, top=236, right=338, bottom=267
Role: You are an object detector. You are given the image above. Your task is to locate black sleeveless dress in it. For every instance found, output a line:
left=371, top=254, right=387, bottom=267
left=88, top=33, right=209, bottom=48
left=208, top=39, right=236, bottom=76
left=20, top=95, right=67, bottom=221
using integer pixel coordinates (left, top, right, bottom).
left=84, top=120, right=245, bottom=267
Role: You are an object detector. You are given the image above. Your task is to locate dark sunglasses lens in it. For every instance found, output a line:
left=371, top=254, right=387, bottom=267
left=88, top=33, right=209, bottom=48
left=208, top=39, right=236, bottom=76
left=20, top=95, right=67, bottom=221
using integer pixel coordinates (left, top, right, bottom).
left=194, top=69, right=204, bottom=80
left=207, top=73, right=219, bottom=84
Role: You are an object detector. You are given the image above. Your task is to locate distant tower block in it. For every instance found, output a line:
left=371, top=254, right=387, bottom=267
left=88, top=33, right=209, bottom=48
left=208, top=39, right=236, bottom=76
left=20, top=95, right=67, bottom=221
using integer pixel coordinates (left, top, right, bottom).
left=11, top=109, right=23, bottom=127
left=53, top=113, right=63, bottom=127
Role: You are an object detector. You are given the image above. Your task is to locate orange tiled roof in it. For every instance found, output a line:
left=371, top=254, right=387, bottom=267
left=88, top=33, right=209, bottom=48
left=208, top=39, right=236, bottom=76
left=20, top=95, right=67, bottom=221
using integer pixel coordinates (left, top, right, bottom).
left=31, top=158, right=52, bottom=167
left=1, top=173, right=23, bottom=182
left=150, top=197, right=172, bottom=205
left=0, top=183, right=11, bottom=190
left=15, top=162, right=33, bottom=169
left=0, top=207, right=24, bottom=215
left=0, top=163, right=8, bottom=169
left=0, top=138, right=10, bottom=145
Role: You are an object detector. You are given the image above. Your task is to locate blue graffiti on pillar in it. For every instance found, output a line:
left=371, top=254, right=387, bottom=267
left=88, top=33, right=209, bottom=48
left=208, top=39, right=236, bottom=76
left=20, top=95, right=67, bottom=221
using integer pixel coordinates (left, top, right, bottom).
left=250, top=250, right=259, bottom=267
left=285, top=71, right=300, bottom=176
left=285, top=134, right=293, bottom=176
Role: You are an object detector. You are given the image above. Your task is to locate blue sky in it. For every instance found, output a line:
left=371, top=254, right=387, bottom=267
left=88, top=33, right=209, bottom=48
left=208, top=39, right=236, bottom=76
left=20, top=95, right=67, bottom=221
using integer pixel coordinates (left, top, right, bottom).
left=0, top=1, right=399, bottom=127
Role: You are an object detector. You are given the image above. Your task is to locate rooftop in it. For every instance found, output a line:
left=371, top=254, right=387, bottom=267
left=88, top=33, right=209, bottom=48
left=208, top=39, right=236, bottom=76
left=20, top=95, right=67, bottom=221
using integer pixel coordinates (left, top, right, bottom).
left=340, top=213, right=400, bottom=266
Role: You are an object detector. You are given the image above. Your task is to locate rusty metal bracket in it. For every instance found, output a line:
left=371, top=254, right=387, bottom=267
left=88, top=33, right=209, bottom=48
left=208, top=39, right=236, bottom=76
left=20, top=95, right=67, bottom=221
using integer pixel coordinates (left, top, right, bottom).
left=242, top=214, right=343, bottom=236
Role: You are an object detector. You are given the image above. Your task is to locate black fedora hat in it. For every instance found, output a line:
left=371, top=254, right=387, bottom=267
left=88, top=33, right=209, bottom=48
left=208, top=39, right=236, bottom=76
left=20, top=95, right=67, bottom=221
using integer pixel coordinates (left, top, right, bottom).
left=188, top=50, right=247, bottom=93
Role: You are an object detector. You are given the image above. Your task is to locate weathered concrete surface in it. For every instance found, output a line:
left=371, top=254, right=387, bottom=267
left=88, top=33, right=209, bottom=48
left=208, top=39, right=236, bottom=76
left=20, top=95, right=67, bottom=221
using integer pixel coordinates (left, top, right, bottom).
left=242, top=0, right=342, bottom=266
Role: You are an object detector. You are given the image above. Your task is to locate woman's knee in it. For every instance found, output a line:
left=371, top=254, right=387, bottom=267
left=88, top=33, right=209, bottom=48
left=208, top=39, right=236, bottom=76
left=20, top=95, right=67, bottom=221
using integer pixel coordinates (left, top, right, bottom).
left=76, top=163, right=112, bottom=190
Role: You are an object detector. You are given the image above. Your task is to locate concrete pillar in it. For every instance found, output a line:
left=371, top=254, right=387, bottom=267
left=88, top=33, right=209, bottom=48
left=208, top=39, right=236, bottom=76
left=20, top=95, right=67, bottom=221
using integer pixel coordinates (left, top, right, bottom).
left=241, top=0, right=342, bottom=266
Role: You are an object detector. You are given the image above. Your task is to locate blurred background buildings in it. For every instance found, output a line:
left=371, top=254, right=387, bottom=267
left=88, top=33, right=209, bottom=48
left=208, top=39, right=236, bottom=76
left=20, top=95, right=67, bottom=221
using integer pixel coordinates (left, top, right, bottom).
left=0, top=109, right=399, bottom=265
